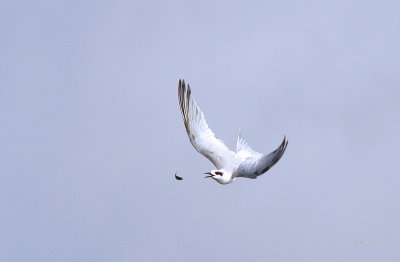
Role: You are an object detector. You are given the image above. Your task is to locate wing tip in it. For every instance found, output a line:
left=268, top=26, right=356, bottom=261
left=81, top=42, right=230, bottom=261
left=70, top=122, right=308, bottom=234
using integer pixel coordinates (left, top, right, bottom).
left=281, top=135, right=288, bottom=150
left=178, top=79, right=193, bottom=133
left=279, top=135, right=288, bottom=157
left=263, top=135, right=288, bottom=173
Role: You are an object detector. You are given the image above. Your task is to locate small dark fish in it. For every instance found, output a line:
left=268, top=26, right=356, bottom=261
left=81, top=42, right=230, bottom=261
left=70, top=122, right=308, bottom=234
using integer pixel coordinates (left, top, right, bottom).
left=175, top=172, right=183, bottom=180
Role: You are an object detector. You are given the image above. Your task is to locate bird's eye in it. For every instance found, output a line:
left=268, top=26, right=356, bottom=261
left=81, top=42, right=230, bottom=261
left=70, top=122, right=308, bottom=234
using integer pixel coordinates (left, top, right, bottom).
left=215, top=171, right=223, bottom=176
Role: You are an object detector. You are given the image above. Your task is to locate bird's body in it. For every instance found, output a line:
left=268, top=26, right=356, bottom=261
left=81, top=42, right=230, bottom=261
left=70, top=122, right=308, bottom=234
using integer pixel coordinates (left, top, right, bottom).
left=178, top=79, right=288, bottom=185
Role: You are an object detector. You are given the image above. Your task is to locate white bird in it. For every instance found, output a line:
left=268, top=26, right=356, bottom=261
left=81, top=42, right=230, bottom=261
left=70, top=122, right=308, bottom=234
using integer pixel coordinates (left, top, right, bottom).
left=178, top=79, right=288, bottom=185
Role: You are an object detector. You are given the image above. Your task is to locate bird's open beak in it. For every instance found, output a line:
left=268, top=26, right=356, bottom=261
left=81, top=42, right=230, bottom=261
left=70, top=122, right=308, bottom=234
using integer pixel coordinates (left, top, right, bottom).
left=204, top=172, right=213, bottom=178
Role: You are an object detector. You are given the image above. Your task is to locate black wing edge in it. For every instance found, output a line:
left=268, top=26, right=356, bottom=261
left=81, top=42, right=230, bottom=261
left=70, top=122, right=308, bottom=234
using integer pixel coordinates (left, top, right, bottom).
left=260, top=136, right=288, bottom=174
left=178, top=79, right=191, bottom=133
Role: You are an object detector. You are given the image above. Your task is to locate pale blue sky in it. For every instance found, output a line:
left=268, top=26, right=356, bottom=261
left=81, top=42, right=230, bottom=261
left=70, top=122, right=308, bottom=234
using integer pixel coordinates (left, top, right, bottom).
left=1, top=0, right=399, bottom=261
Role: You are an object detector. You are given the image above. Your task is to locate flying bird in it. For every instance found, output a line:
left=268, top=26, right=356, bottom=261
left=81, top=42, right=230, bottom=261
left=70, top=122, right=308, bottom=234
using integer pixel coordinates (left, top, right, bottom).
left=178, top=79, right=288, bottom=185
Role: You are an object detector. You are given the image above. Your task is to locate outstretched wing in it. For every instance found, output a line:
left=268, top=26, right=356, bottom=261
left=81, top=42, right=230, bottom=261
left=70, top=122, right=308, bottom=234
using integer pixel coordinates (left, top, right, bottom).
left=233, top=136, right=288, bottom=179
left=178, top=79, right=237, bottom=169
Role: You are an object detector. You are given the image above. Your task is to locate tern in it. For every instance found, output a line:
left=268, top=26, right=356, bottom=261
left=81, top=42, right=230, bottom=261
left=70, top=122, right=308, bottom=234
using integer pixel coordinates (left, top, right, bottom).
left=178, top=79, right=288, bottom=185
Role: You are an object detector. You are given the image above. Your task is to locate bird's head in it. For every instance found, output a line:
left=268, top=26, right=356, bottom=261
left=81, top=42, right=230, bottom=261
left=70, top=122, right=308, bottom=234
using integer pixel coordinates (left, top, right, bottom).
left=204, top=169, right=234, bottom=184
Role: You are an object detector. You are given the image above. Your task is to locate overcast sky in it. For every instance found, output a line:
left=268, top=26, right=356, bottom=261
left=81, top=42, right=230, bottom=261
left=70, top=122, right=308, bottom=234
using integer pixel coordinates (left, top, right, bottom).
left=1, top=0, right=399, bottom=261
